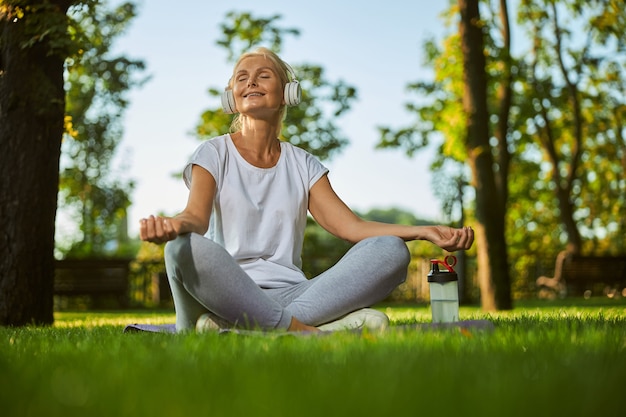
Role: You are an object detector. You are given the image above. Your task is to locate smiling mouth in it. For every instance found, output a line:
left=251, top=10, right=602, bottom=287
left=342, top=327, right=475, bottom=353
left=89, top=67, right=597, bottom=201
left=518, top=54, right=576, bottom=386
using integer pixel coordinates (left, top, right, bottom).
left=244, top=92, right=263, bottom=98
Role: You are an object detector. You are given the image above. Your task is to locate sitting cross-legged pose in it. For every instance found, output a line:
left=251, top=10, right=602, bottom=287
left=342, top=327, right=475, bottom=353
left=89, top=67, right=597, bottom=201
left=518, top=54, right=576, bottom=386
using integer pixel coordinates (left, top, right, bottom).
left=139, top=47, right=474, bottom=333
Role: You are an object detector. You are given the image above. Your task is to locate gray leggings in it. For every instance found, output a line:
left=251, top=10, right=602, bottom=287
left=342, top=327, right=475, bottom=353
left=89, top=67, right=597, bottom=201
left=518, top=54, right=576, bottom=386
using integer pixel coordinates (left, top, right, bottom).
left=164, top=233, right=410, bottom=331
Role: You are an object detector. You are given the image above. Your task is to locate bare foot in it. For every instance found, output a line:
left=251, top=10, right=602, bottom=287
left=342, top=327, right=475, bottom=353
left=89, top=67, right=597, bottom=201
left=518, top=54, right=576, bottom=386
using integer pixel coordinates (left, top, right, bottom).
left=287, top=317, right=320, bottom=332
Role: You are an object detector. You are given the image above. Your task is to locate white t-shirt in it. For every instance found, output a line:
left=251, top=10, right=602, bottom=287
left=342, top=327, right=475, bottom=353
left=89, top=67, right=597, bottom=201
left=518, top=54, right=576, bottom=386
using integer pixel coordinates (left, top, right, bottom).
left=183, top=134, right=329, bottom=288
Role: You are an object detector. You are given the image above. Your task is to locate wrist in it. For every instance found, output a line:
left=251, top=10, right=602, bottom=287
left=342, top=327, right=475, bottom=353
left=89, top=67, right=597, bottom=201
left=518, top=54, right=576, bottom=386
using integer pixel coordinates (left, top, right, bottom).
left=413, top=225, right=428, bottom=241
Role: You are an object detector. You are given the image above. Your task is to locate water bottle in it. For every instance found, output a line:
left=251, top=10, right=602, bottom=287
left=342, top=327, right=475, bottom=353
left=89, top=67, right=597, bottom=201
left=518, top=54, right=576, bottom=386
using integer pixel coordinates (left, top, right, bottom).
left=428, top=256, right=460, bottom=323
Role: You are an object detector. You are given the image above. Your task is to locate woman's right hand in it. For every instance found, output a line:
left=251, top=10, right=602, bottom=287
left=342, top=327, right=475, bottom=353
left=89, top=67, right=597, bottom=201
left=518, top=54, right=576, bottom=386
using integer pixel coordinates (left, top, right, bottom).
left=139, top=165, right=216, bottom=244
left=139, top=215, right=179, bottom=244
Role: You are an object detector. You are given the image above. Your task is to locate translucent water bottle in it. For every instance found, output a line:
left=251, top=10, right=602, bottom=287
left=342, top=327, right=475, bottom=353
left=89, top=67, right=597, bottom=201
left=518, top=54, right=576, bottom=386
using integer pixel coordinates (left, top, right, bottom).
left=428, top=256, right=460, bottom=323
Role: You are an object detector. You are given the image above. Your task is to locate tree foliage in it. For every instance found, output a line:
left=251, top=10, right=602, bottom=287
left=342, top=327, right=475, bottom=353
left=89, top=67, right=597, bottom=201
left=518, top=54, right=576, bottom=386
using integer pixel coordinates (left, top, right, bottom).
left=515, top=0, right=626, bottom=255
left=195, top=12, right=357, bottom=161
left=376, top=0, right=626, bottom=300
left=58, top=0, right=146, bottom=258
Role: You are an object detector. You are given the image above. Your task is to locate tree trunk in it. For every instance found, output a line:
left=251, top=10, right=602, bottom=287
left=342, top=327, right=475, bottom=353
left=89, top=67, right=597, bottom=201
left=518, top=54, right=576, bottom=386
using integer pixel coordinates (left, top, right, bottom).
left=495, top=0, right=512, bottom=208
left=0, top=1, right=72, bottom=325
left=458, top=0, right=512, bottom=310
left=550, top=1, right=583, bottom=255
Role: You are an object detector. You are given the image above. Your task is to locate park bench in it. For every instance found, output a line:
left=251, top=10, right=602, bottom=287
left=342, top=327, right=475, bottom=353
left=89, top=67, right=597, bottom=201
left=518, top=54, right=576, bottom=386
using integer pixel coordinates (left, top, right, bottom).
left=536, top=251, right=626, bottom=298
left=54, top=258, right=132, bottom=307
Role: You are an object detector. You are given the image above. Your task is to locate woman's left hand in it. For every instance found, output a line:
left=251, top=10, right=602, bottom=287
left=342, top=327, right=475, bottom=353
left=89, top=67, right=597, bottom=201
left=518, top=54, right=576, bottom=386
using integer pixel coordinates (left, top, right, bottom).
left=423, top=225, right=474, bottom=252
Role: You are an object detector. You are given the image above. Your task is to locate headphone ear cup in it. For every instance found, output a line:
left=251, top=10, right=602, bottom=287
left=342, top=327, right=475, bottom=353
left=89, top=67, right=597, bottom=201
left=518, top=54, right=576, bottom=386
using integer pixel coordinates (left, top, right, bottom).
left=284, top=81, right=301, bottom=106
left=221, top=90, right=237, bottom=114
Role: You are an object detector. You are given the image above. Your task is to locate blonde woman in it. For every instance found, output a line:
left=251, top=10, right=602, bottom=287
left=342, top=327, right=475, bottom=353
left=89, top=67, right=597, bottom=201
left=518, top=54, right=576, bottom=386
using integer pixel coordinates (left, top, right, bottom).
left=140, top=47, right=474, bottom=333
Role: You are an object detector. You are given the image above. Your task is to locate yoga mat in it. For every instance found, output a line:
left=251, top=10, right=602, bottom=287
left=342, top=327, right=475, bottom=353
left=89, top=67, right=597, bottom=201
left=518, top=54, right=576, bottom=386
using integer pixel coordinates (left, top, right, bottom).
left=123, top=319, right=494, bottom=334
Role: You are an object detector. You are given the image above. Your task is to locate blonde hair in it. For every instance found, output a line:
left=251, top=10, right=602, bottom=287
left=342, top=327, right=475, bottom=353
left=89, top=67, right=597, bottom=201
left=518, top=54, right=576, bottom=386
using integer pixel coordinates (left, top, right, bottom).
left=226, top=47, right=293, bottom=137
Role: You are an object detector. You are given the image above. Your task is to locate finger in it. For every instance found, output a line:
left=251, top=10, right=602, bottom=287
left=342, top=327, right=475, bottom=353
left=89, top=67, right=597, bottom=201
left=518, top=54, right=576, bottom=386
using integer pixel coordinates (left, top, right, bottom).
left=159, top=217, right=176, bottom=243
left=154, top=216, right=166, bottom=239
left=455, top=229, right=467, bottom=248
left=463, top=226, right=474, bottom=248
left=161, top=218, right=171, bottom=241
left=444, top=228, right=468, bottom=252
left=466, top=227, right=475, bottom=249
left=139, top=218, right=147, bottom=240
left=145, top=215, right=158, bottom=240
left=161, top=218, right=169, bottom=237
left=442, top=232, right=461, bottom=252
left=163, top=218, right=176, bottom=240
left=457, top=227, right=473, bottom=250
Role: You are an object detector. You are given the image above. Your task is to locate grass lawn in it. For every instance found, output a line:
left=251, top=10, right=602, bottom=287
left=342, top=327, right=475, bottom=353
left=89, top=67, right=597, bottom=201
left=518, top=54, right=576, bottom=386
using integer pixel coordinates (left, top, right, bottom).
left=1, top=298, right=625, bottom=417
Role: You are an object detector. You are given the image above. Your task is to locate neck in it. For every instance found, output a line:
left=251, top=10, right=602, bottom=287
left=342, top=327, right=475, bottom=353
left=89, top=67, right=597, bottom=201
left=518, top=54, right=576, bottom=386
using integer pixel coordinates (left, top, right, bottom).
left=238, top=118, right=280, bottom=151
left=240, top=113, right=281, bottom=138
left=231, top=124, right=281, bottom=168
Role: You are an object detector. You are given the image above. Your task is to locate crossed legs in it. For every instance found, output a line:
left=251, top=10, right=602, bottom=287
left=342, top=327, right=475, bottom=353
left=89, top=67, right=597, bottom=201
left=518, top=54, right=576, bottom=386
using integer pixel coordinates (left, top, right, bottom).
left=164, top=233, right=410, bottom=332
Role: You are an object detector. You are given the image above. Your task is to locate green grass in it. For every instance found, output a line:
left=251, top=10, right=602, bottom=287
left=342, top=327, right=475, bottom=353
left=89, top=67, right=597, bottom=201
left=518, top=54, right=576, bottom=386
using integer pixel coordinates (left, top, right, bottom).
left=2, top=299, right=625, bottom=417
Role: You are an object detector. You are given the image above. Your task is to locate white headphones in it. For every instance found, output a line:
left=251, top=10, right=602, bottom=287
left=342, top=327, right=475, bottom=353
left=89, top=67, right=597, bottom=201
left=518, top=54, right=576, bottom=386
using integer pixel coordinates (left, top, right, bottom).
left=221, top=63, right=301, bottom=114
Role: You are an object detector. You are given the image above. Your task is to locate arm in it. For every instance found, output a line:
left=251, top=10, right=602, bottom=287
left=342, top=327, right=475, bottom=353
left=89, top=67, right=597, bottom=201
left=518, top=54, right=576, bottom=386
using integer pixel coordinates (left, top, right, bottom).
left=139, top=164, right=216, bottom=244
left=308, top=175, right=474, bottom=252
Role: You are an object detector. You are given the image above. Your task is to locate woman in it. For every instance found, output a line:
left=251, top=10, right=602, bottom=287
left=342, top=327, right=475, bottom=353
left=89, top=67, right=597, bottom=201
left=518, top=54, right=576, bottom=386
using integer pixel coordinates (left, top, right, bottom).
left=139, top=47, right=474, bottom=333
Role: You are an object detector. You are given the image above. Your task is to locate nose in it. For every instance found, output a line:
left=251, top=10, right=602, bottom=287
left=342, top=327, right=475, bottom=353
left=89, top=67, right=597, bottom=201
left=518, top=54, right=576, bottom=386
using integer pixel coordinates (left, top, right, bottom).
left=247, top=76, right=257, bottom=87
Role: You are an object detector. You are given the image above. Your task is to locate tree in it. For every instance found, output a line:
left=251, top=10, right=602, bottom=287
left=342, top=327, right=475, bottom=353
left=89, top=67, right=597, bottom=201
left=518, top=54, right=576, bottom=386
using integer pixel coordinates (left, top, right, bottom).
left=0, top=0, right=75, bottom=325
left=458, top=0, right=511, bottom=310
left=58, top=1, right=145, bottom=258
left=375, top=0, right=626, bottom=300
left=195, top=12, right=357, bottom=161
left=377, top=1, right=513, bottom=310
left=516, top=0, right=626, bottom=256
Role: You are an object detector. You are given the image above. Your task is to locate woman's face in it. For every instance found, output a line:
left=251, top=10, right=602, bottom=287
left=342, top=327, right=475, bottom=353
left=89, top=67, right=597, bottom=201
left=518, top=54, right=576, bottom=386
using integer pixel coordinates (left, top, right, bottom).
left=231, top=55, right=284, bottom=116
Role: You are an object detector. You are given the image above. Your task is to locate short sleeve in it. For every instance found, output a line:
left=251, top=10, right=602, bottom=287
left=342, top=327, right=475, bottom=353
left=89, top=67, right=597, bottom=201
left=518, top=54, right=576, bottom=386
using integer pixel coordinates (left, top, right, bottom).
left=182, top=136, right=225, bottom=189
left=306, top=152, right=329, bottom=189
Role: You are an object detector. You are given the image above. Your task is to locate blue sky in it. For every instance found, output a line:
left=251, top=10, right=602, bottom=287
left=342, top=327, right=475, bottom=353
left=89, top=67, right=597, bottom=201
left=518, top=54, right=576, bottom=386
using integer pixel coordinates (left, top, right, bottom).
left=108, top=0, right=453, bottom=235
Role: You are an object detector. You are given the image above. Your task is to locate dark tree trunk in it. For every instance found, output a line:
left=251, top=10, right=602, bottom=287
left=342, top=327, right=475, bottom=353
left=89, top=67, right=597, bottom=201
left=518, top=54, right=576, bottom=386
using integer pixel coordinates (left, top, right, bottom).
left=458, top=0, right=512, bottom=310
left=0, top=1, right=73, bottom=325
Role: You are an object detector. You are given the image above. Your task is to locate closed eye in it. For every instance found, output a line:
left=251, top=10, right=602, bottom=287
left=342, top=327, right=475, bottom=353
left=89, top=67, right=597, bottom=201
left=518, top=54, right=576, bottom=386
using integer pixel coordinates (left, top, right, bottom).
left=234, top=67, right=275, bottom=83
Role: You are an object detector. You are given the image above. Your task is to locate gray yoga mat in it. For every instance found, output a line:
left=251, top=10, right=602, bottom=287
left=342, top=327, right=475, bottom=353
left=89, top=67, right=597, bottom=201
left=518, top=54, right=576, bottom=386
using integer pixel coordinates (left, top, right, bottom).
left=123, top=319, right=495, bottom=334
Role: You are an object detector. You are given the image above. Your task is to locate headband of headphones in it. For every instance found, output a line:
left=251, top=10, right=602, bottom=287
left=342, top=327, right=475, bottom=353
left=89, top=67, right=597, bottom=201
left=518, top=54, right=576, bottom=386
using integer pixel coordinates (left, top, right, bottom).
left=221, top=63, right=301, bottom=114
